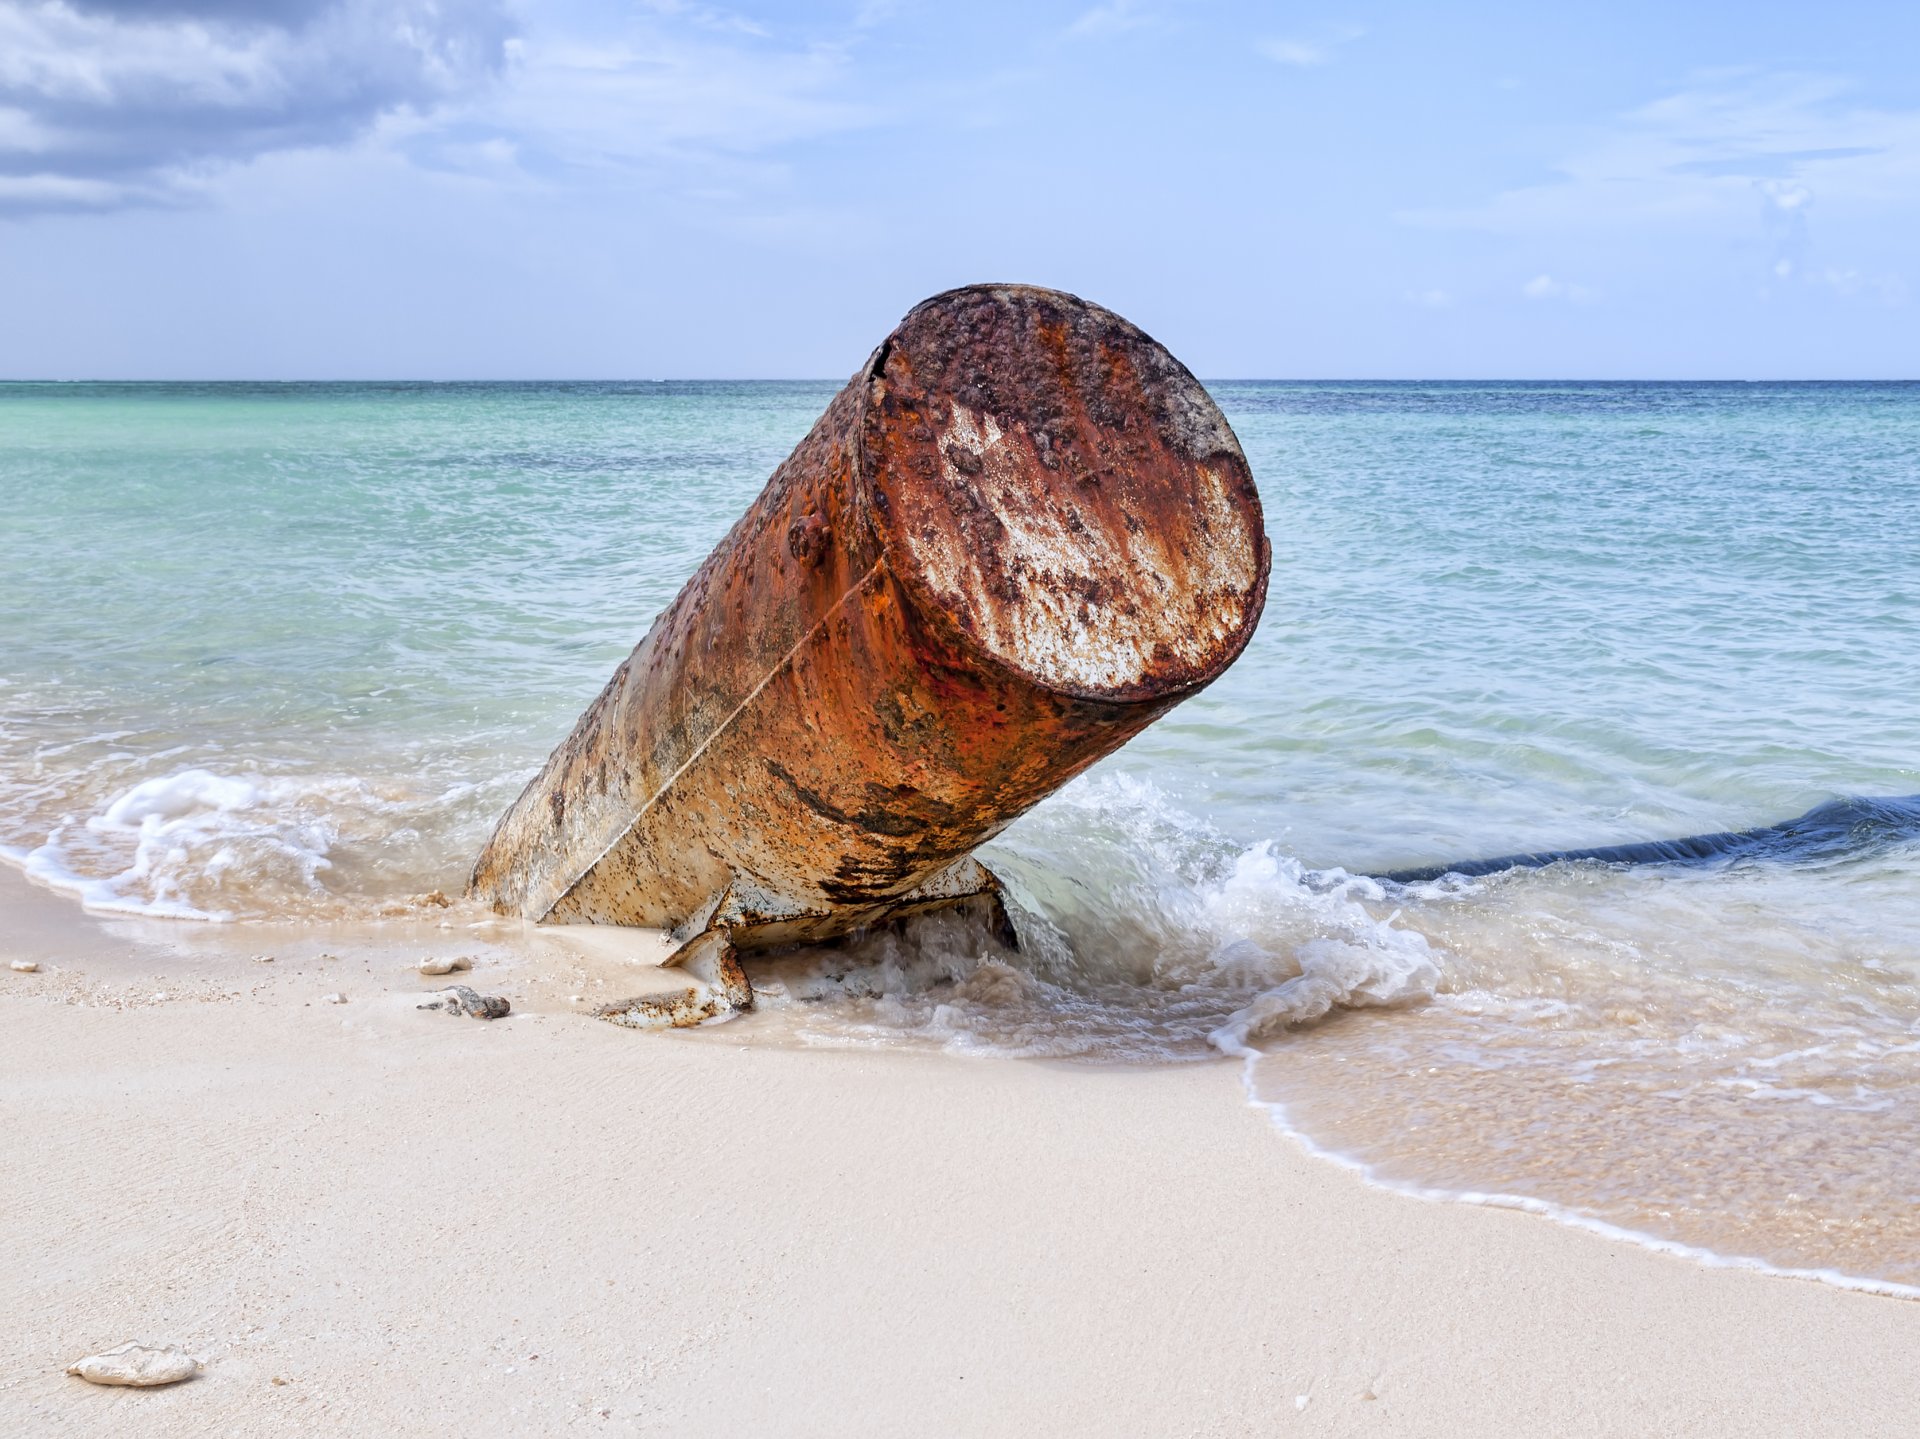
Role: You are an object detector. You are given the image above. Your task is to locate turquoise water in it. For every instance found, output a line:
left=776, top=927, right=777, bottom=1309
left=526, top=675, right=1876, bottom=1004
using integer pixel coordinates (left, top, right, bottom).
left=4, top=379, right=1919, bottom=1288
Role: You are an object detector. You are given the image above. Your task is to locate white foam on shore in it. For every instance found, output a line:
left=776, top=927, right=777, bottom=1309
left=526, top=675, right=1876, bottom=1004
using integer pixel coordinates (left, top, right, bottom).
left=1222, top=1036, right=1920, bottom=1304
left=763, top=773, right=1445, bottom=1062
left=0, top=765, right=489, bottom=921
left=761, top=773, right=1920, bottom=1299
left=1, top=833, right=231, bottom=920
left=9, top=760, right=1918, bottom=1301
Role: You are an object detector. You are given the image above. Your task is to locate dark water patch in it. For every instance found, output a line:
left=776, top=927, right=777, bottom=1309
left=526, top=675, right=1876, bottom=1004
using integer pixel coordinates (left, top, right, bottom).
left=1381, top=793, right=1920, bottom=883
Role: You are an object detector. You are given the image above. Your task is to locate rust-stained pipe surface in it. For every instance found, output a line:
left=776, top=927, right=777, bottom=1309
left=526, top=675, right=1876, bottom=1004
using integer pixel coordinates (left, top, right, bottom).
left=471, top=284, right=1269, bottom=958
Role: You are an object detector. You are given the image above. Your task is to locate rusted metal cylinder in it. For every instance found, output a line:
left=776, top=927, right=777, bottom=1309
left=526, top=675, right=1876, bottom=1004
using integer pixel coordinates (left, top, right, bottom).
left=471, top=284, right=1269, bottom=953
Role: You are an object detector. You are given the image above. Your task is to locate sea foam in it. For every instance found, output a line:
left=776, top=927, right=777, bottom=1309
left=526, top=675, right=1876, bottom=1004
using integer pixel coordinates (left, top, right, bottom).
left=0, top=765, right=492, bottom=921
left=760, top=773, right=1448, bottom=1062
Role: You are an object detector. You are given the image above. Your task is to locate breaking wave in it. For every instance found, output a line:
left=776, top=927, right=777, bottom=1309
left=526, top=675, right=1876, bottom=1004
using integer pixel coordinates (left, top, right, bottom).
left=2, top=760, right=1447, bottom=1056
left=757, top=773, right=1445, bottom=1062
left=0, top=763, right=512, bottom=921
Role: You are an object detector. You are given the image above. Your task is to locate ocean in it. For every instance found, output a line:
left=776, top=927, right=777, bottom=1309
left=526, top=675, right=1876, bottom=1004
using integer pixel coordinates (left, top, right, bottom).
left=4, top=378, right=1918, bottom=1293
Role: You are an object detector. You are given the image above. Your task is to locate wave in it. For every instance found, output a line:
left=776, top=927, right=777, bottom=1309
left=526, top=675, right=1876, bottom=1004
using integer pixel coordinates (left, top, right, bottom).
left=759, top=773, right=1445, bottom=1061
left=0, top=765, right=503, bottom=921
left=1381, top=793, right=1920, bottom=883
left=13, top=757, right=1919, bottom=1298
left=1232, top=1050, right=1920, bottom=1303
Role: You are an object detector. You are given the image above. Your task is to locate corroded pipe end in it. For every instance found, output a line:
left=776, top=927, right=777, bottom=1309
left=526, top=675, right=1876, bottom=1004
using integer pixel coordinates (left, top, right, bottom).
left=863, top=284, right=1269, bottom=703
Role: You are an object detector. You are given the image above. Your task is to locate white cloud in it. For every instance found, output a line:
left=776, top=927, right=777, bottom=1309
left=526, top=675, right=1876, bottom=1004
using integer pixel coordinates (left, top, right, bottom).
left=0, top=0, right=510, bottom=214
left=1405, top=288, right=1453, bottom=308
left=1258, top=26, right=1363, bottom=67
left=1759, top=178, right=1812, bottom=211
left=0, top=168, right=154, bottom=209
left=1403, top=72, right=1920, bottom=236
left=1261, top=39, right=1327, bottom=66
left=0, top=0, right=883, bottom=219
left=1067, top=1, right=1154, bottom=39
left=635, top=0, right=769, bottom=40
left=1401, top=72, right=1919, bottom=305
left=1816, top=267, right=1908, bottom=305
left=1522, top=274, right=1596, bottom=303
left=497, top=33, right=868, bottom=162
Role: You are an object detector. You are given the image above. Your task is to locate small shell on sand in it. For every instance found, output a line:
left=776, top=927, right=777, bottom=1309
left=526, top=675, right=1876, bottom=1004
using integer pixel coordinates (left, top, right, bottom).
left=252, top=954, right=274, bottom=964
left=66, top=1342, right=202, bottom=1387
left=323, top=992, right=348, bottom=1004
left=417, top=955, right=473, bottom=976
left=11, top=960, right=39, bottom=973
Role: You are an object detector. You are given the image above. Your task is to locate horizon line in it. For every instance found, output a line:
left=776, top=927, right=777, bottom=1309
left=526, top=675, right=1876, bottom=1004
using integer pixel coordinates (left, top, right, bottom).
left=4, top=376, right=1918, bottom=386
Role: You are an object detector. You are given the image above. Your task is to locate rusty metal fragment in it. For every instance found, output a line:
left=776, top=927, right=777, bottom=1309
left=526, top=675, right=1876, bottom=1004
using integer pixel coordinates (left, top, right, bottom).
left=471, top=284, right=1269, bottom=1014
left=596, top=931, right=754, bottom=1029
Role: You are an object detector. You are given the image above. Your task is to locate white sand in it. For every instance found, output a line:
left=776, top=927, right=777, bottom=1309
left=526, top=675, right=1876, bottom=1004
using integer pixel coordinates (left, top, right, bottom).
left=4, top=866, right=1918, bottom=1437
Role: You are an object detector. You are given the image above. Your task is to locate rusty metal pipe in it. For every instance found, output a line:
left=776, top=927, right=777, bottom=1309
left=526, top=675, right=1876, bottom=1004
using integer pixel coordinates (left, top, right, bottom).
left=471, top=284, right=1269, bottom=976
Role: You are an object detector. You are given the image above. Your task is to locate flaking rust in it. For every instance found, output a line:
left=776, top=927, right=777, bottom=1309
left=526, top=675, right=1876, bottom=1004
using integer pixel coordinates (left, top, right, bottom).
left=471, top=284, right=1270, bottom=1027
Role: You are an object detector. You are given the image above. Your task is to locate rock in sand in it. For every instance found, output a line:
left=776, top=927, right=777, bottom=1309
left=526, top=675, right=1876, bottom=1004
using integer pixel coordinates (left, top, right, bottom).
left=66, top=1342, right=201, bottom=1387
left=417, top=983, right=510, bottom=1019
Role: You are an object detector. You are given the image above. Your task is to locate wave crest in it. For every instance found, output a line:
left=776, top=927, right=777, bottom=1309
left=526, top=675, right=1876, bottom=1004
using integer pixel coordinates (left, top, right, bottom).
left=763, top=776, right=1446, bottom=1061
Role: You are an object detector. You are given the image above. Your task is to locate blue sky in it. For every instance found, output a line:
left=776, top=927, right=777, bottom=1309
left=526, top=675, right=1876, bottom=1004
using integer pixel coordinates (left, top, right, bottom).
left=2, top=0, right=1916, bottom=378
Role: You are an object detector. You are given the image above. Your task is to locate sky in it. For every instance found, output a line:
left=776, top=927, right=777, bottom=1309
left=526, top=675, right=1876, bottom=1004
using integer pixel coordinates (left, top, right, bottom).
left=1, top=0, right=1917, bottom=379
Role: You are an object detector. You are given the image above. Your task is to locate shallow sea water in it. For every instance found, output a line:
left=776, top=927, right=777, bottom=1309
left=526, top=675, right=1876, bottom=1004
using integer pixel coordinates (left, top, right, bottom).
left=3, top=377, right=1917, bottom=1291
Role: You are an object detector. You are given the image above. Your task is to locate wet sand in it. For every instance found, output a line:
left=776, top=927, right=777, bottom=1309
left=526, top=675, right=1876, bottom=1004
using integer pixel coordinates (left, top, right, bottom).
left=4, top=867, right=1918, bottom=1437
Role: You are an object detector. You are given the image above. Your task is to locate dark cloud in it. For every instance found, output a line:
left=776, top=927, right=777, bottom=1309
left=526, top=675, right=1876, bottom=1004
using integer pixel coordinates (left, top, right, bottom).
left=0, top=0, right=513, bottom=214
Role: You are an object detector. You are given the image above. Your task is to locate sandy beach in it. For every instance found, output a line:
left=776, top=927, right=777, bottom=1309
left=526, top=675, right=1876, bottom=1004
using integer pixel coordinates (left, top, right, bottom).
left=6, top=0, right=1918, bottom=1429
left=4, top=866, right=1916, bottom=1438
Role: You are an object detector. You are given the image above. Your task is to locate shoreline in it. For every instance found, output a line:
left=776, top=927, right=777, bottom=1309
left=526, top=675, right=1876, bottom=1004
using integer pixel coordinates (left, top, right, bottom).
left=6, top=866, right=1920, bottom=1436
left=1239, top=1062, right=1920, bottom=1306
